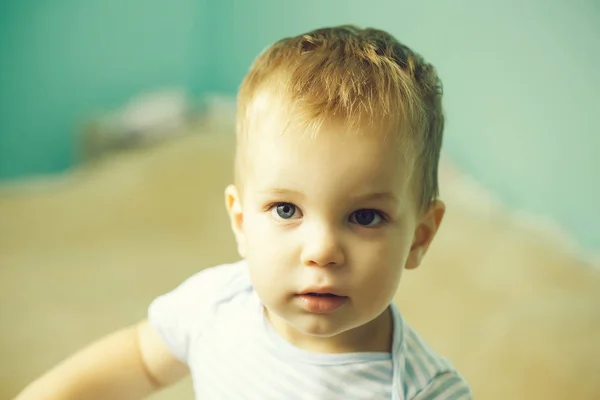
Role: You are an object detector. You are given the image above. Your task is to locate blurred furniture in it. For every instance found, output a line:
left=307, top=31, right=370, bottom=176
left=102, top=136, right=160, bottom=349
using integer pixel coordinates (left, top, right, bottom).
left=1, top=125, right=599, bottom=399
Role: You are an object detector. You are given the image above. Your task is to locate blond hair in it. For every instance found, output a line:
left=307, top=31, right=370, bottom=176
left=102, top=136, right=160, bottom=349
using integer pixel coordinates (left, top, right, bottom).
left=236, top=25, right=444, bottom=210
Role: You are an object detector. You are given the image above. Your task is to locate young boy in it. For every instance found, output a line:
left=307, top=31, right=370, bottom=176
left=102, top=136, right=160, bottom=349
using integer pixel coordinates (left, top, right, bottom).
left=17, top=26, right=472, bottom=399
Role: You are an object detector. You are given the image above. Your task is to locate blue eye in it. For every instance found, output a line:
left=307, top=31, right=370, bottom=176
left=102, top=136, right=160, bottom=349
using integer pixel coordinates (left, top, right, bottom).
left=350, top=209, right=384, bottom=227
left=272, top=203, right=298, bottom=219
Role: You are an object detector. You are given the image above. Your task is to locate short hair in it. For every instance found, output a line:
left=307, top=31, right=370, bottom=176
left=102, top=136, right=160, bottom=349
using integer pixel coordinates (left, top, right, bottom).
left=236, top=25, right=444, bottom=211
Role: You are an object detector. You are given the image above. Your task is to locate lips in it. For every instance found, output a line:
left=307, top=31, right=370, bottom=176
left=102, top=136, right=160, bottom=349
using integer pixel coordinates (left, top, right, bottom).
left=299, top=288, right=344, bottom=297
left=296, top=292, right=348, bottom=313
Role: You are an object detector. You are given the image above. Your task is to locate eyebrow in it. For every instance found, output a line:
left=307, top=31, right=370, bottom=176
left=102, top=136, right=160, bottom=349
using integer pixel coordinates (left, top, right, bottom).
left=260, top=188, right=305, bottom=198
left=261, top=188, right=398, bottom=203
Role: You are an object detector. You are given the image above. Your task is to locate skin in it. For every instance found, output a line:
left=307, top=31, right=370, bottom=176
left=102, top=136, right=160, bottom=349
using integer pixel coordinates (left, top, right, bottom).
left=15, top=321, right=188, bottom=399
left=226, top=116, right=445, bottom=354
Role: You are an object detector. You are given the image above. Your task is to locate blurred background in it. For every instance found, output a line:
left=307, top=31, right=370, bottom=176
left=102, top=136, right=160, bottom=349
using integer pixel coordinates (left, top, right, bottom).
left=1, top=0, right=598, bottom=251
left=1, top=1, right=599, bottom=399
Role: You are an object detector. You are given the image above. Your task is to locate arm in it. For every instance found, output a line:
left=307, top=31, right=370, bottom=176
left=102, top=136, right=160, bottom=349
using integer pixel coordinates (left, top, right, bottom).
left=412, top=371, right=473, bottom=400
left=15, top=319, right=188, bottom=400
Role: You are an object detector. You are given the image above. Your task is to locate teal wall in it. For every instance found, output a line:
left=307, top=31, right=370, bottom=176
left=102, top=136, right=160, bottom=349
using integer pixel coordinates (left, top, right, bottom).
left=207, top=0, right=600, bottom=252
left=1, top=0, right=598, bottom=251
left=0, top=0, right=207, bottom=180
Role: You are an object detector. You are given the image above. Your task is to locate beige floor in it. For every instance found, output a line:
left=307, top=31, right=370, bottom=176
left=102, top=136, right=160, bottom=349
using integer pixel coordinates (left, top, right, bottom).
left=2, top=129, right=599, bottom=399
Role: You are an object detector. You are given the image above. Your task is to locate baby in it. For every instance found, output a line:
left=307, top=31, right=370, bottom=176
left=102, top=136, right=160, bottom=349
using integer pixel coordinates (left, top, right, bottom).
left=17, top=26, right=472, bottom=399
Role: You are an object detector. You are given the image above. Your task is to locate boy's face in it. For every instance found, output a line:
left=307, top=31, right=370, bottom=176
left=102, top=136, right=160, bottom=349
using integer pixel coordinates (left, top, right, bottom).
left=226, top=117, right=444, bottom=353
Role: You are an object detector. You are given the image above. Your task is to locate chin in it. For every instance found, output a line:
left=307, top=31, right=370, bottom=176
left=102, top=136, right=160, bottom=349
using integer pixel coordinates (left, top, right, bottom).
left=299, top=324, right=345, bottom=338
left=291, top=315, right=352, bottom=338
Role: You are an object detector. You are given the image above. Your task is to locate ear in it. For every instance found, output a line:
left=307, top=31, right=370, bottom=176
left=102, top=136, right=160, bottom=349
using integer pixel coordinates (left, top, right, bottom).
left=405, top=200, right=445, bottom=270
left=225, top=184, right=247, bottom=258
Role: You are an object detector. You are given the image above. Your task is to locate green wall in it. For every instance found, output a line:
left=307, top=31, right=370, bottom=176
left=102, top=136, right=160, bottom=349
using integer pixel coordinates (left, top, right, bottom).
left=1, top=0, right=598, bottom=252
left=0, top=0, right=207, bottom=179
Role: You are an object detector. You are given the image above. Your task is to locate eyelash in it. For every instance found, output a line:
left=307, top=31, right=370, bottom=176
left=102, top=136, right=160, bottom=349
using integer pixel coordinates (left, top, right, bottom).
left=266, top=202, right=389, bottom=226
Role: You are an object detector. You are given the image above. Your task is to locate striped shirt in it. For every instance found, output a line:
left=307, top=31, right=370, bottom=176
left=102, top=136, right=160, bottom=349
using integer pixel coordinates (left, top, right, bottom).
left=149, top=261, right=472, bottom=399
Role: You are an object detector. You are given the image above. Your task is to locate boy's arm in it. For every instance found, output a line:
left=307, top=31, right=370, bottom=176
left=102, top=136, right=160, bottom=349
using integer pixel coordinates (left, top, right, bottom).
left=15, top=319, right=188, bottom=400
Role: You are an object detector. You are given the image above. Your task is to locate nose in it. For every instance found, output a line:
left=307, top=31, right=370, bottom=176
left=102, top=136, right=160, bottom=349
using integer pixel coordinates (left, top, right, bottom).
left=300, top=222, right=345, bottom=267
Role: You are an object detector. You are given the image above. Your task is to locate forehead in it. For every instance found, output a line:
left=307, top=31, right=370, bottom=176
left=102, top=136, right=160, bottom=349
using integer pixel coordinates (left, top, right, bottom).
left=243, top=117, right=414, bottom=200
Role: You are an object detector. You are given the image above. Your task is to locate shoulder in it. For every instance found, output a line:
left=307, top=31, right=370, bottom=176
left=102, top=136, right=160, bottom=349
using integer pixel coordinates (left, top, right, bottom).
left=173, top=260, right=249, bottom=295
left=147, top=259, right=251, bottom=362
left=393, top=309, right=472, bottom=399
left=151, top=259, right=250, bottom=309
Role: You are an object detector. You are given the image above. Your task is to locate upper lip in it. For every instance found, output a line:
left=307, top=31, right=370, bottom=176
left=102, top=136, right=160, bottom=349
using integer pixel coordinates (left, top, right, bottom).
left=298, top=287, right=346, bottom=296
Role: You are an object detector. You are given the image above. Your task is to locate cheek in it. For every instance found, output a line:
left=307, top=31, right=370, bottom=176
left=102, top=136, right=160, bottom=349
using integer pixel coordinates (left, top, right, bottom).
left=351, top=228, right=413, bottom=287
left=244, top=212, right=284, bottom=254
left=352, top=250, right=405, bottom=311
left=357, top=225, right=412, bottom=261
left=242, top=212, right=296, bottom=286
left=358, top=246, right=405, bottom=285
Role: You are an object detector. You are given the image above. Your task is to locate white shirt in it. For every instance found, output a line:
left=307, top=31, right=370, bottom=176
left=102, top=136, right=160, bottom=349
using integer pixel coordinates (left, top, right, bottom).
left=149, top=260, right=472, bottom=399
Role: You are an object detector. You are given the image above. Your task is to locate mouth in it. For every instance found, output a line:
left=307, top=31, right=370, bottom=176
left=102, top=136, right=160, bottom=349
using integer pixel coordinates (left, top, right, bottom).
left=296, top=291, right=348, bottom=313
left=298, top=288, right=346, bottom=297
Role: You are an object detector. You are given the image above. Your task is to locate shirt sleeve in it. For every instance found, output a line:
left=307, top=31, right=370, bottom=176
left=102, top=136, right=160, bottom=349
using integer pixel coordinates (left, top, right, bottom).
left=147, top=261, right=245, bottom=363
left=412, top=371, right=473, bottom=400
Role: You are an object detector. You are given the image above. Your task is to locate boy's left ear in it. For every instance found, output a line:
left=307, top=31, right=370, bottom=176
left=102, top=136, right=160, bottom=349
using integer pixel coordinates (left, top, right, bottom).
left=405, top=200, right=445, bottom=270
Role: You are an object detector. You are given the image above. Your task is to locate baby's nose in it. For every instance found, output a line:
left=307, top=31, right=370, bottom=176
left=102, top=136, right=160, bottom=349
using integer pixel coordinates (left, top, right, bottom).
left=300, top=223, right=345, bottom=267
